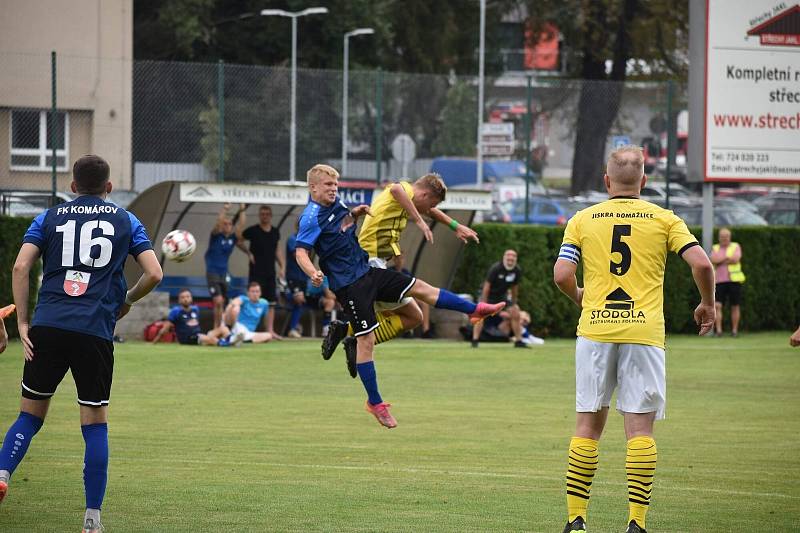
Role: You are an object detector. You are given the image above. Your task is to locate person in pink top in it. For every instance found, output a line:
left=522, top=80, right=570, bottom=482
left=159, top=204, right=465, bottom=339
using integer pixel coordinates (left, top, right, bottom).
left=710, top=228, right=745, bottom=337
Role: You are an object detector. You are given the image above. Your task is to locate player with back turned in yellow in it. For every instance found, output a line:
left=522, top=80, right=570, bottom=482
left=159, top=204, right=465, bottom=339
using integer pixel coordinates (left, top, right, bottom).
left=321, top=174, right=480, bottom=377
left=553, top=146, right=716, bottom=533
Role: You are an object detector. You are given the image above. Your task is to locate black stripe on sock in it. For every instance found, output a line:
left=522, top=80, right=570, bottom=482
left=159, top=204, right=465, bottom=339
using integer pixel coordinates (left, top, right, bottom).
left=566, top=476, right=592, bottom=488
left=567, top=490, right=590, bottom=500
left=568, top=468, right=596, bottom=478
left=628, top=497, right=650, bottom=506
left=567, top=482, right=591, bottom=495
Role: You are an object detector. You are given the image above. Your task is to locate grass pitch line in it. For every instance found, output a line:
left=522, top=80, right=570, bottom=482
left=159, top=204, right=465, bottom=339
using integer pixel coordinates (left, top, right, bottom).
left=41, top=455, right=790, bottom=501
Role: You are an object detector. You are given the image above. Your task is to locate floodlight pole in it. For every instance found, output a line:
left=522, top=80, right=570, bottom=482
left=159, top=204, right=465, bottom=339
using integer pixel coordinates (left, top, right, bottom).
left=261, top=7, right=328, bottom=183
left=476, top=0, right=486, bottom=186
left=342, top=28, right=374, bottom=178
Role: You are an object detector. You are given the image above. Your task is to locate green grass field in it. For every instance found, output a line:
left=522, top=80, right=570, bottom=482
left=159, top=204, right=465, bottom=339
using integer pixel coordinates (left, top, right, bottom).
left=0, top=333, right=798, bottom=532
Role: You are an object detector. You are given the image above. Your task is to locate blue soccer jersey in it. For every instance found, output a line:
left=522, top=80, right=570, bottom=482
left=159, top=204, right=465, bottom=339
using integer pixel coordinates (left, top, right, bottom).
left=168, top=305, right=202, bottom=343
left=295, top=197, right=369, bottom=291
left=204, top=232, right=237, bottom=276
left=236, top=296, right=268, bottom=331
left=23, top=195, right=153, bottom=341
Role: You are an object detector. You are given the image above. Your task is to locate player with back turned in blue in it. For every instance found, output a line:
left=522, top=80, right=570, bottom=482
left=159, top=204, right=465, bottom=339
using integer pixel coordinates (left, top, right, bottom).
left=294, top=164, right=504, bottom=429
left=0, top=155, right=163, bottom=533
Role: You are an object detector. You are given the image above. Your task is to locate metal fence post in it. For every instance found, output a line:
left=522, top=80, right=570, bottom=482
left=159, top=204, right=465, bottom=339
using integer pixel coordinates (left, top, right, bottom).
left=217, top=59, right=225, bottom=183
left=375, top=68, right=383, bottom=185
left=524, top=75, right=532, bottom=224
left=51, top=51, right=57, bottom=203
left=665, top=80, right=674, bottom=209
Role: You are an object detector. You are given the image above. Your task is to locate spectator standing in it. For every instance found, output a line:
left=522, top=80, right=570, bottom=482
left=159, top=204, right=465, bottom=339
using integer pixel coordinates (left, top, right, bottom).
left=238, top=205, right=284, bottom=338
left=205, top=203, right=247, bottom=328
left=710, top=228, right=745, bottom=337
left=284, top=220, right=309, bottom=337
left=472, top=249, right=528, bottom=348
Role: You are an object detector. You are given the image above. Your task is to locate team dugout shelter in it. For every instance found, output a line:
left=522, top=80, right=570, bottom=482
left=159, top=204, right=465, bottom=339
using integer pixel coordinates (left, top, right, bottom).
left=123, top=180, right=492, bottom=305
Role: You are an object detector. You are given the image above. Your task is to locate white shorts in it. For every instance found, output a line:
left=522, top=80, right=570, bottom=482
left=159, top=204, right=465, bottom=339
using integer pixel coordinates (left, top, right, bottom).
left=230, top=322, right=256, bottom=342
left=369, top=257, right=414, bottom=312
left=575, top=336, right=667, bottom=420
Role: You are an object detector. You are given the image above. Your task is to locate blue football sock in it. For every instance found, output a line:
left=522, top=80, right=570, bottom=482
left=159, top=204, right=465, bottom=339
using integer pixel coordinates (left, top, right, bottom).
left=0, top=412, right=43, bottom=477
left=357, top=361, right=383, bottom=405
left=289, top=305, right=303, bottom=330
left=435, top=289, right=477, bottom=314
left=81, top=423, right=108, bottom=511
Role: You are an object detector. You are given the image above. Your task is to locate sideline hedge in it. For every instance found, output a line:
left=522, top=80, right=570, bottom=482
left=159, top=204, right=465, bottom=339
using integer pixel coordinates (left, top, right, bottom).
left=0, top=216, right=41, bottom=339
left=453, top=224, right=800, bottom=337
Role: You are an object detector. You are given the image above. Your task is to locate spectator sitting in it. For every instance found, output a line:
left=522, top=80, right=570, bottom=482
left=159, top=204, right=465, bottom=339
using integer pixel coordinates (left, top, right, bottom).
left=301, top=276, right=337, bottom=338
left=151, top=289, right=239, bottom=346
left=516, top=310, right=545, bottom=345
left=224, top=282, right=273, bottom=344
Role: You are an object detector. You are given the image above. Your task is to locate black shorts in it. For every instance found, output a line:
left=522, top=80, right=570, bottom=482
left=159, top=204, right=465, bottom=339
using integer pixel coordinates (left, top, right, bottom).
left=251, top=273, right=277, bottom=304
left=22, top=326, right=114, bottom=407
left=207, top=272, right=228, bottom=300
left=715, top=281, right=742, bottom=306
left=177, top=333, right=200, bottom=345
left=334, top=267, right=416, bottom=337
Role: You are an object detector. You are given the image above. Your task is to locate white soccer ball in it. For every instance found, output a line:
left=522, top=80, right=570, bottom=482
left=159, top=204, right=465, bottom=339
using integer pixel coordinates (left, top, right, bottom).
left=162, top=229, right=197, bottom=262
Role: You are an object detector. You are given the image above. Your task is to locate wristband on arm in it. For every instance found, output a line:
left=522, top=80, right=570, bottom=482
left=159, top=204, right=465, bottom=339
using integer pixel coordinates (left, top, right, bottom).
left=448, top=219, right=459, bottom=231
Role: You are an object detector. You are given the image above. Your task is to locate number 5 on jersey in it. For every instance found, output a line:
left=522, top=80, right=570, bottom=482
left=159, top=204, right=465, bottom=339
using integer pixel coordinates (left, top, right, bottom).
left=610, top=224, right=631, bottom=276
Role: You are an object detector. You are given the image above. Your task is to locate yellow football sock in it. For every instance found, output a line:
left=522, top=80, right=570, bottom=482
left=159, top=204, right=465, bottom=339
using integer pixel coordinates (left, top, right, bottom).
left=566, top=436, right=598, bottom=522
left=374, top=314, right=404, bottom=345
left=627, top=436, right=657, bottom=529
left=346, top=315, right=404, bottom=344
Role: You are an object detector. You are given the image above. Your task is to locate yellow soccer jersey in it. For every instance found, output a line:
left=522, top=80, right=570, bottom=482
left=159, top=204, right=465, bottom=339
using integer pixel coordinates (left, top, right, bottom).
left=559, top=197, right=699, bottom=348
left=358, top=181, right=414, bottom=259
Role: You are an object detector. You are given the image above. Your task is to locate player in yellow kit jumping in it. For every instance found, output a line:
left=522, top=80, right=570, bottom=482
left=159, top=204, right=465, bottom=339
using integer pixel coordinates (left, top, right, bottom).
left=321, top=174, right=480, bottom=377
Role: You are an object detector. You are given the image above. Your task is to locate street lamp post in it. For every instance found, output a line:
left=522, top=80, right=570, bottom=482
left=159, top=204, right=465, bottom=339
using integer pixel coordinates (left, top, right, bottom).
left=261, top=7, right=328, bottom=184
left=476, top=0, right=486, bottom=186
left=342, top=28, right=374, bottom=178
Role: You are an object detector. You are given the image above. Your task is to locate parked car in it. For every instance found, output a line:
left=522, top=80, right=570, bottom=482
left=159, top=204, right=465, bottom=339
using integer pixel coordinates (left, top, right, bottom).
left=754, top=191, right=799, bottom=212
left=673, top=206, right=768, bottom=226
left=502, top=197, right=592, bottom=225
left=0, top=191, right=73, bottom=217
left=716, top=187, right=772, bottom=202
left=762, top=208, right=799, bottom=226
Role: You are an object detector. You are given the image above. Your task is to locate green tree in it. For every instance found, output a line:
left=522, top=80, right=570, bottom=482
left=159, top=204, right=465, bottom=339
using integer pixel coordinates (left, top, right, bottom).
left=524, top=0, right=688, bottom=194
left=431, top=81, right=478, bottom=156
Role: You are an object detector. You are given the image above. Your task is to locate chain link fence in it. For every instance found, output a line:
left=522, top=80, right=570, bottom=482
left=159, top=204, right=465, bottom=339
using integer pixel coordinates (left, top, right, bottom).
left=1, top=51, right=686, bottom=198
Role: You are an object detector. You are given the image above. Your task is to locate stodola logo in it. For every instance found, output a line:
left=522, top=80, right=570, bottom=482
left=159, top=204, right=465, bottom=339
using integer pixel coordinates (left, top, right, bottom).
left=589, top=288, right=646, bottom=322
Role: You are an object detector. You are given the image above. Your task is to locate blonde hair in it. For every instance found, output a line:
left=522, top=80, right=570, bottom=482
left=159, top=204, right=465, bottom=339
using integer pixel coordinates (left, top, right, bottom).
left=414, top=173, right=447, bottom=201
left=307, top=164, right=340, bottom=183
left=606, top=145, right=645, bottom=187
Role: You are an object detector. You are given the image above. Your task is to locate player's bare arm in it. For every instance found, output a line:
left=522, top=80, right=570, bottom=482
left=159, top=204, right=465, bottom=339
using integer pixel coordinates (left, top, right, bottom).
left=681, top=246, right=716, bottom=335
left=429, top=208, right=479, bottom=244
left=12, top=243, right=41, bottom=361
left=390, top=184, right=433, bottom=243
left=295, top=247, right=324, bottom=287
left=0, top=315, right=7, bottom=354
left=151, top=321, right=173, bottom=344
left=553, top=258, right=584, bottom=308
left=350, top=204, right=372, bottom=220
left=120, top=249, right=163, bottom=320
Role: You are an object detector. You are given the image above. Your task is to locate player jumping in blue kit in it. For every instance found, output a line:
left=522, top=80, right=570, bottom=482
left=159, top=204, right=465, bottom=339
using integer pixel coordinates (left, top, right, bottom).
left=294, top=164, right=504, bottom=429
left=0, top=155, right=163, bottom=532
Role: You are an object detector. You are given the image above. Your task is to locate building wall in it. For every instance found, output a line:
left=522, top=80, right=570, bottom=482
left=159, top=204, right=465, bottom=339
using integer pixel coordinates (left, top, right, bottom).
left=0, top=0, right=133, bottom=189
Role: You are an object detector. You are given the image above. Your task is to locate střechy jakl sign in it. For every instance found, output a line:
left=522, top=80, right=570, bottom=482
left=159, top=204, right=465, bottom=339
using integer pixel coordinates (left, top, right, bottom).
left=705, top=1, right=800, bottom=183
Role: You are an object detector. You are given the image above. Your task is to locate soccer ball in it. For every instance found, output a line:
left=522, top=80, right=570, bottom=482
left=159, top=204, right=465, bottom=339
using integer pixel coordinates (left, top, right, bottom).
left=162, top=230, right=196, bottom=262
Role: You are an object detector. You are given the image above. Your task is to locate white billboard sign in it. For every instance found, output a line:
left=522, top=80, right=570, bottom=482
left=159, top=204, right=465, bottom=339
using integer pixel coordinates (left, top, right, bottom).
left=705, top=1, right=800, bottom=182
left=179, top=182, right=309, bottom=205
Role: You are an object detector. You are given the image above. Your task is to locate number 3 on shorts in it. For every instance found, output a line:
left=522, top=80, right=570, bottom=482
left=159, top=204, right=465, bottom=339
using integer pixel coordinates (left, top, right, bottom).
left=361, top=320, right=368, bottom=329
